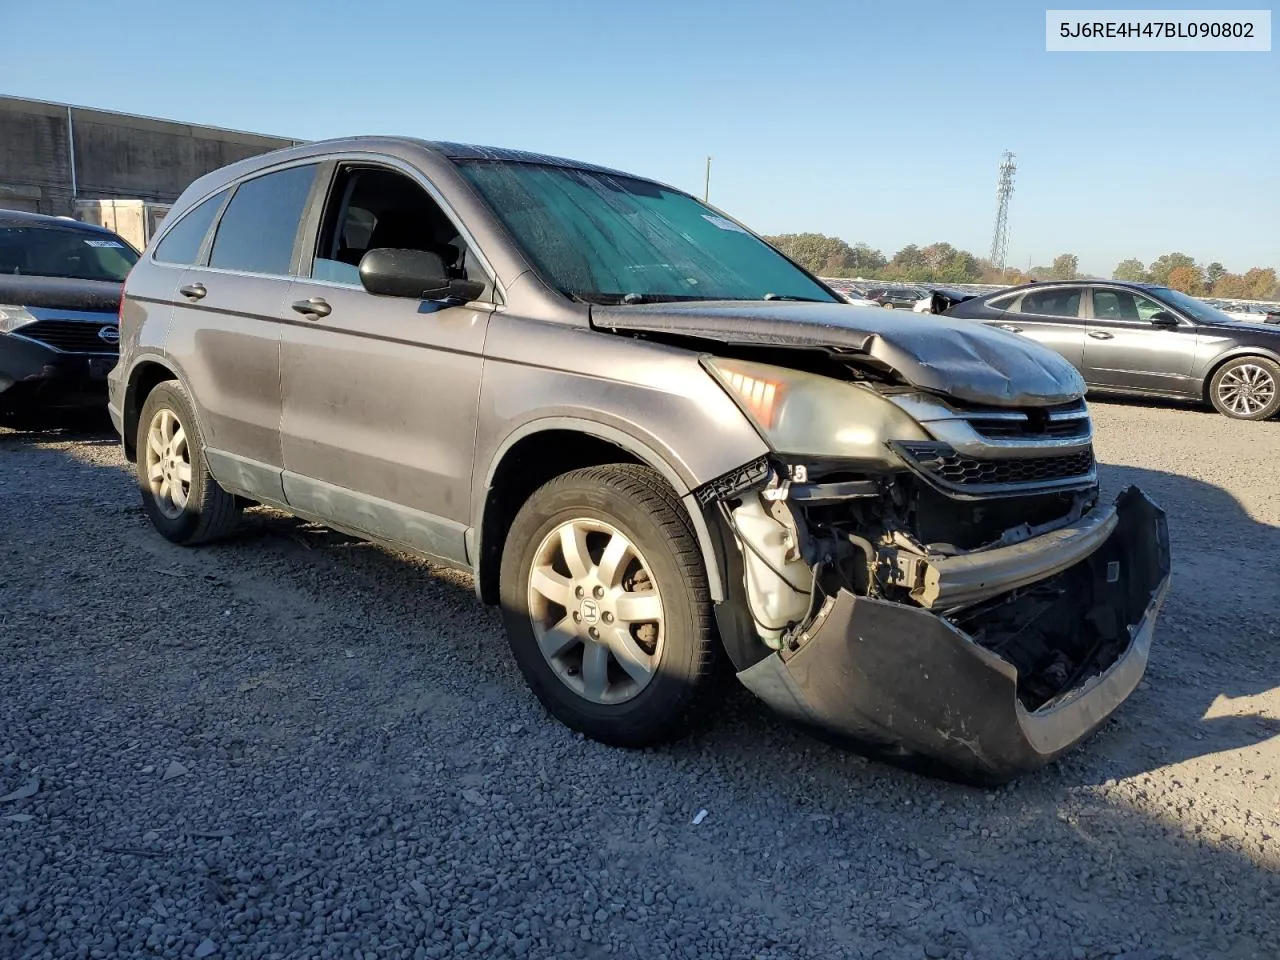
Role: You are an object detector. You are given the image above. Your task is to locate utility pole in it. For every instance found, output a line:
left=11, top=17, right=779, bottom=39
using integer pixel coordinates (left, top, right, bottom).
left=704, top=156, right=712, bottom=203
left=989, top=150, right=1016, bottom=274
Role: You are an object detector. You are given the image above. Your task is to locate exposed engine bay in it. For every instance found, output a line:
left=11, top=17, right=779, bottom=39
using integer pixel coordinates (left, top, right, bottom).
left=722, top=467, right=1132, bottom=712
left=691, top=379, right=1170, bottom=780
left=597, top=301, right=1170, bottom=780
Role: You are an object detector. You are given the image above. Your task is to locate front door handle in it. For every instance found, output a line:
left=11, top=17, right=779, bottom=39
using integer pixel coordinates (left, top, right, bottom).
left=179, top=282, right=207, bottom=301
left=998, top=323, right=1022, bottom=333
left=1088, top=331, right=1114, bottom=340
left=291, top=297, right=332, bottom=319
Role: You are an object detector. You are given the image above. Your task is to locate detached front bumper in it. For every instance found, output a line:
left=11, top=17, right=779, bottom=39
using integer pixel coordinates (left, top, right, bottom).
left=737, top=487, right=1171, bottom=782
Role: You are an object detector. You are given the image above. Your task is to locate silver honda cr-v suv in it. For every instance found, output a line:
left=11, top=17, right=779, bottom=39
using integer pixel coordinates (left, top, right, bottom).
left=109, top=137, right=1171, bottom=782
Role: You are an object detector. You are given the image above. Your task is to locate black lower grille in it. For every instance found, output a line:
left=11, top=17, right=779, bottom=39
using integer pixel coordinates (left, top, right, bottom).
left=970, top=418, right=1089, bottom=441
left=898, top=442, right=1094, bottom=488
left=14, top=319, right=118, bottom=354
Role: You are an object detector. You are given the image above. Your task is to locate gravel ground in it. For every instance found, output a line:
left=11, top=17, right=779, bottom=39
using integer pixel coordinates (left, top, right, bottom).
left=1, top=399, right=1278, bottom=960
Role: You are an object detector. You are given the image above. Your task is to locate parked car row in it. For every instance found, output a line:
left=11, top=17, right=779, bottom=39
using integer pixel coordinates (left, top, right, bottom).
left=87, top=136, right=1171, bottom=783
left=946, top=281, right=1280, bottom=420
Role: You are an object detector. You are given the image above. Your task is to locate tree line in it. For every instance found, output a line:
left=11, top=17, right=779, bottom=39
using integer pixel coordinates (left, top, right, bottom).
left=763, top=232, right=1280, bottom=299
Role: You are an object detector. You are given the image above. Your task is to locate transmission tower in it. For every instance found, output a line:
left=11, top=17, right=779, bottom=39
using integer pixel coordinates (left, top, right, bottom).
left=989, top=150, right=1016, bottom=273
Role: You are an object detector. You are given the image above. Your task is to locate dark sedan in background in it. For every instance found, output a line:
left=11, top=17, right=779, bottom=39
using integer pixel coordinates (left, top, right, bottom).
left=862, top=285, right=929, bottom=309
left=0, top=210, right=138, bottom=421
left=946, top=280, right=1280, bottom=420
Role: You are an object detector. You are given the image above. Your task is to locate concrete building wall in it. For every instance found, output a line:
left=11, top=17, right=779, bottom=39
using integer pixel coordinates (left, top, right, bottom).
left=0, top=96, right=300, bottom=216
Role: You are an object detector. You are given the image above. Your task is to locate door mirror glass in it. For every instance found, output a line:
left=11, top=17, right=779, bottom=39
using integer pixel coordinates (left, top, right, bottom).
left=1149, top=310, right=1179, bottom=328
left=359, top=248, right=485, bottom=302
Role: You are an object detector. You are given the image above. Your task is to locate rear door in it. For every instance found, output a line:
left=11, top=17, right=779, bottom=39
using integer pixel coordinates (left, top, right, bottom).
left=989, top=285, right=1087, bottom=370
left=162, top=162, right=318, bottom=503
left=278, top=160, right=496, bottom=566
left=1083, top=286, right=1198, bottom=395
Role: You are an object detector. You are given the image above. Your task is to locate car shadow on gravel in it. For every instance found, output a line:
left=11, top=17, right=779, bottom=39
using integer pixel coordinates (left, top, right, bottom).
left=1068, top=461, right=1280, bottom=783
left=0, top=406, right=116, bottom=444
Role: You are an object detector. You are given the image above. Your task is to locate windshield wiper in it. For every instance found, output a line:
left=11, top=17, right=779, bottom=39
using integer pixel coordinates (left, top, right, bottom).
left=571, top=292, right=716, bottom=305
left=763, top=293, right=829, bottom=303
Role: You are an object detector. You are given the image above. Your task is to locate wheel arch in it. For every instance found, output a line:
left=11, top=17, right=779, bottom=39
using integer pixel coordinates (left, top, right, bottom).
left=1200, top=348, right=1280, bottom=404
left=470, top=419, right=729, bottom=607
left=121, top=355, right=187, bottom=462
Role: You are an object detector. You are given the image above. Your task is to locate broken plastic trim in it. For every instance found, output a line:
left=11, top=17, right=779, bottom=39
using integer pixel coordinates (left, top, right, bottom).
left=903, top=501, right=1120, bottom=610
left=735, top=487, right=1170, bottom=781
left=693, top=456, right=772, bottom=507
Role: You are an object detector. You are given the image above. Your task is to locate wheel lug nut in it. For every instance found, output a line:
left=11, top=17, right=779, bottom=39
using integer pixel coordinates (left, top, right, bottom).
left=592, top=585, right=604, bottom=599
left=572, top=611, right=582, bottom=622
left=602, top=612, right=614, bottom=624
left=588, top=627, right=599, bottom=640
left=575, top=586, right=585, bottom=599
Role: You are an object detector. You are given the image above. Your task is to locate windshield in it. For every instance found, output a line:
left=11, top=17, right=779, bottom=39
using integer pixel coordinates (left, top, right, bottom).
left=1152, top=287, right=1239, bottom=325
left=455, top=161, right=837, bottom=304
left=0, top=225, right=139, bottom=282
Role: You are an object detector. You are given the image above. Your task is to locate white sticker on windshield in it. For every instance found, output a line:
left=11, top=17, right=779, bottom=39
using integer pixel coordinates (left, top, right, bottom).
left=701, top=214, right=749, bottom=234
left=83, top=239, right=124, bottom=248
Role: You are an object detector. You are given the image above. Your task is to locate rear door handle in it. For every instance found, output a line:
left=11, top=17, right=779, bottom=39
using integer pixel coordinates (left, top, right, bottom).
left=1088, top=331, right=1114, bottom=340
left=998, top=323, right=1022, bottom=333
left=179, top=282, right=207, bottom=301
left=291, top=297, right=332, bottom=319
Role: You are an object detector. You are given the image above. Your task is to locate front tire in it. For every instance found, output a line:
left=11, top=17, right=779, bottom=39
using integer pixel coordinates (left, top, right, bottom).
left=135, top=380, right=241, bottom=544
left=1208, top=357, right=1280, bottom=420
left=499, top=464, right=719, bottom=746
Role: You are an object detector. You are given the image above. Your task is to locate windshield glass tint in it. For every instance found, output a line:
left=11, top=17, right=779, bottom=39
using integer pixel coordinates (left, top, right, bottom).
left=1152, top=287, right=1237, bottom=324
left=0, top=226, right=139, bottom=281
left=455, top=161, right=836, bottom=304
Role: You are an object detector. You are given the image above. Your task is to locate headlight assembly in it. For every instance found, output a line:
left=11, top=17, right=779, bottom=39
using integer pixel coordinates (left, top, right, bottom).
left=703, top=355, right=929, bottom=461
left=0, top=305, right=37, bottom=334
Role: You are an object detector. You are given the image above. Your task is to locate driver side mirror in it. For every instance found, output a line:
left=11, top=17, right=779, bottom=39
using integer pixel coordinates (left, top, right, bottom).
left=359, top=248, right=486, bottom=303
left=1149, top=311, right=1179, bottom=329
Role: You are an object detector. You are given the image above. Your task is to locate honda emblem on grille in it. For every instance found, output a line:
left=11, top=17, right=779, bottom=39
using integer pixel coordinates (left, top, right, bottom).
left=98, top=326, right=120, bottom=344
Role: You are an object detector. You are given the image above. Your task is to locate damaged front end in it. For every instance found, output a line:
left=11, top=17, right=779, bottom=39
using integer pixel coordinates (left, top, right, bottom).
left=696, top=362, right=1171, bottom=782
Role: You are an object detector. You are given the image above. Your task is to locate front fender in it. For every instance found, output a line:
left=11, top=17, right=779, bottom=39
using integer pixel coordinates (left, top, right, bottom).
left=471, top=318, right=771, bottom=604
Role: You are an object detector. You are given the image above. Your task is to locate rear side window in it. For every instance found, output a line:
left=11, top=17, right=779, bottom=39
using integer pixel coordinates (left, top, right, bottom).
left=987, top=292, right=1019, bottom=309
left=1017, top=288, right=1081, bottom=318
left=209, top=164, right=317, bottom=276
left=154, top=190, right=227, bottom=265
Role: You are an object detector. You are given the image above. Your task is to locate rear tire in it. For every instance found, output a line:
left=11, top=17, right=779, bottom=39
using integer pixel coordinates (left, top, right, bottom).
left=499, top=464, right=719, bottom=746
left=135, top=380, right=241, bottom=544
left=1208, top=356, right=1280, bottom=420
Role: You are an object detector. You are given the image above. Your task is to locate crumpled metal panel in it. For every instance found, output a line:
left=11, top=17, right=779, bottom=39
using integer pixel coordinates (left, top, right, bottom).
left=592, top=301, right=1087, bottom=408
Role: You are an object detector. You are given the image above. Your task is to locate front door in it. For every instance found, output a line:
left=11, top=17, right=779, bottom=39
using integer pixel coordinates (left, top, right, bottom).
left=1083, top=286, right=1198, bottom=395
left=279, top=162, right=495, bottom=566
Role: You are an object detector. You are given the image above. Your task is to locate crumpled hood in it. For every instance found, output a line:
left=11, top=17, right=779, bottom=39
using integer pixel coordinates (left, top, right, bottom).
left=591, top=301, right=1085, bottom=407
left=0, top=275, right=122, bottom=313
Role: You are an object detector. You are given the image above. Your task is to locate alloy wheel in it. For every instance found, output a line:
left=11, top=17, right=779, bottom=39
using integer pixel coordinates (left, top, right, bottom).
left=144, top=407, right=192, bottom=519
left=1217, top=363, right=1277, bottom=417
left=526, top=518, right=665, bottom=705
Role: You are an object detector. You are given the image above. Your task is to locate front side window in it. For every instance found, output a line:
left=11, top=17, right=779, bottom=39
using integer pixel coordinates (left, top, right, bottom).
left=1092, top=288, right=1166, bottom=322
left=209, top=164, right=317, bottom=276
left=1149, top=286, right=1237, bottom=325
left=0, top=225, right=139, bottom=281
left=154, top=190, right=227, bottom=265
left=454, top=160, right=836, bottom=304
left=309, top=165, right=489, bottom=294
left=1016, top=288, right=1081, bottom=318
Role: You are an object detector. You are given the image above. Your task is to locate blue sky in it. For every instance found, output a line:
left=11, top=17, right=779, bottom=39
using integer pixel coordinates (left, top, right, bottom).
left=5, top=0, right=1276, bottom=275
